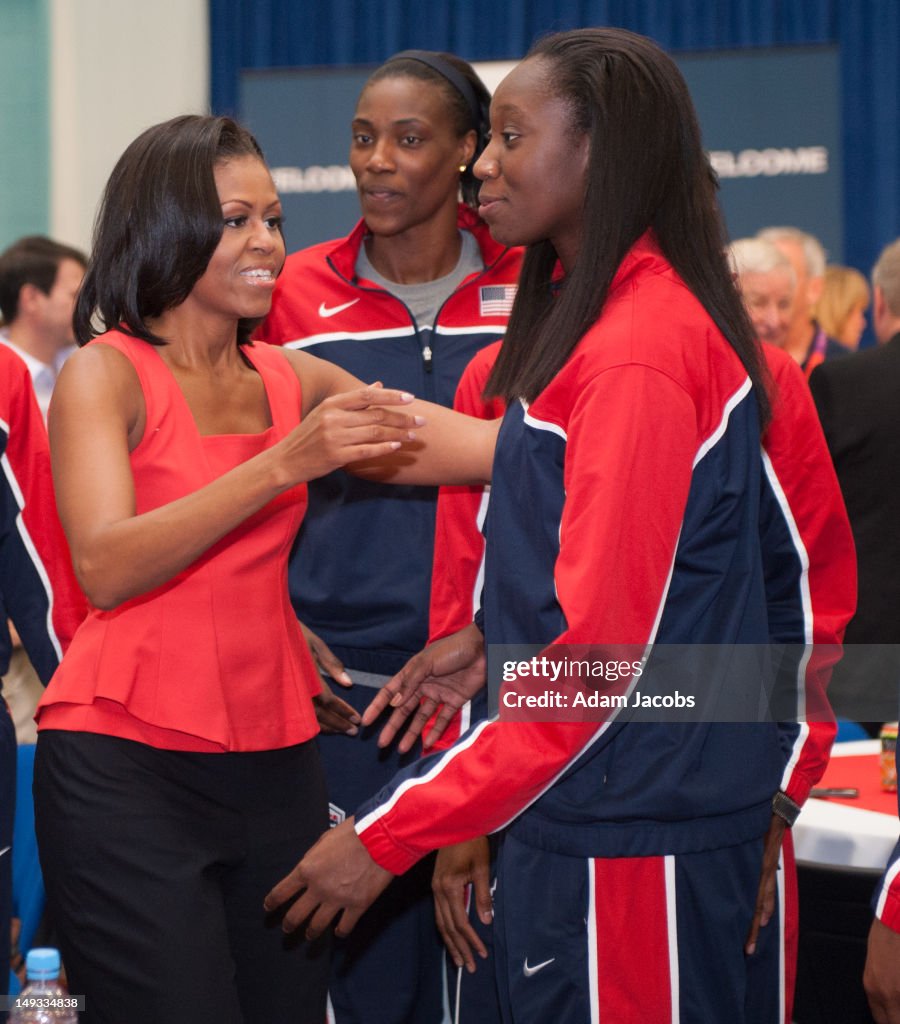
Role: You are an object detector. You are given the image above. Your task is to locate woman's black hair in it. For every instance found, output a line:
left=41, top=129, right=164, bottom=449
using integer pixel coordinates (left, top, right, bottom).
left=485, top=28, right=771, bottom=428
left=74, top=114, right=267, bottom=347
left=365, top=51, right=491, bottom=209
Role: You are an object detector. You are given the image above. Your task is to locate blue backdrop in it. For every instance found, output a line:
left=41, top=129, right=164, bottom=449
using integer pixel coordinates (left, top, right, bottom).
left=240, top=49, right=842, bottom=259
left=210, top=0, right=900, bottom=282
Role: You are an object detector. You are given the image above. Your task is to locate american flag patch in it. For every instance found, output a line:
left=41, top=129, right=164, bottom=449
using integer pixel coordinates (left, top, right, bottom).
left=479, top=285, right=517, bottom=316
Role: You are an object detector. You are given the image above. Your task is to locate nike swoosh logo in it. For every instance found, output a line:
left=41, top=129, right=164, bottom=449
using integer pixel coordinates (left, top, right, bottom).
left=0, top=846, right=10, bottom=857
left=318, top=299, right=359, bottom=318
left=523, top=957, right=555, bottom=977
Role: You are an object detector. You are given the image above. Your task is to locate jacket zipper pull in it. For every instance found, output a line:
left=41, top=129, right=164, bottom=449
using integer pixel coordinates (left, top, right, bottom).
left=422, top=344, right=433, bottom=373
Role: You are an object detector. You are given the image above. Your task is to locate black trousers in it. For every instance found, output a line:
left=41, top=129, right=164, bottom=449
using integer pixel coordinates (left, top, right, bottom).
left=34, top=730, right=330, bottom=1024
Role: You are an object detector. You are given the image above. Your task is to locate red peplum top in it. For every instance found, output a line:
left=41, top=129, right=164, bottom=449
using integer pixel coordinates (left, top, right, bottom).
left=37, top=331, right=322, bottom=752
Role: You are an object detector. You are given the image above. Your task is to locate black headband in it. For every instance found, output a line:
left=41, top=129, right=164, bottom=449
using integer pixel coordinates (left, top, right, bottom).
left=387, top=50, right=483, bottom=131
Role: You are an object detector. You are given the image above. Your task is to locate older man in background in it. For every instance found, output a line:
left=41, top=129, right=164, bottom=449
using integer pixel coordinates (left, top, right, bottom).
left=757, top=226, right=845, bottom=376
left=728, top=237, right=796, bottom=349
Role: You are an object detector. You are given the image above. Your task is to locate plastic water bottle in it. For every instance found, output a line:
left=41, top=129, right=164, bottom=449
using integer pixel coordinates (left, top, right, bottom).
left=9, top=948, right=79, bottom=1023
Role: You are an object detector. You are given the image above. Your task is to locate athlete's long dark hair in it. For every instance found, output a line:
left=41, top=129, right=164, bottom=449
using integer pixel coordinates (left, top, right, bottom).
left=485, top=28, right=771, bottom=427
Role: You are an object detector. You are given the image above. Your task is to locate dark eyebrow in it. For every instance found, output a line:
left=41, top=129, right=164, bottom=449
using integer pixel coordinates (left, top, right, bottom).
left=351, top=117, right=428, bottom=130
left=219, top=197, right=282, bottom=212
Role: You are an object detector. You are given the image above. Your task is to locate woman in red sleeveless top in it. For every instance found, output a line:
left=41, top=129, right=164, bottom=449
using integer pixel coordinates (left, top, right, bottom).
left=33, top=115, right=494, bottom=1024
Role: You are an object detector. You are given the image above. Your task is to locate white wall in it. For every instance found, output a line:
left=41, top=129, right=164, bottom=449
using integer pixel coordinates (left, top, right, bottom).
left=49, top=0, right=209, bottom=253
left=474, top=61, right=517, bottom=96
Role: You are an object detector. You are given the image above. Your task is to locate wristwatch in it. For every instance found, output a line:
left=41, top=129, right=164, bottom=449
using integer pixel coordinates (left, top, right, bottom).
left=771, top=789, right=801, bottom=827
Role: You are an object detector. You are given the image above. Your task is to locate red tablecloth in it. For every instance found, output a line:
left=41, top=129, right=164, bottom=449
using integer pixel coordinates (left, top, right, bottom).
left=816, top=753, right=897, bottom=816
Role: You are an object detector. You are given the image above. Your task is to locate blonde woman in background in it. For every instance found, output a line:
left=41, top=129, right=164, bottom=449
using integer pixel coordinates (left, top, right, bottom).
left=816, top=264, right=871, bottom=350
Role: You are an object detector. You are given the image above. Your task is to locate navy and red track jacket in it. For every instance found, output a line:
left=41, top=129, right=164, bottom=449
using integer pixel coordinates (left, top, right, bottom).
left=354, top=234, right=856, bottom=871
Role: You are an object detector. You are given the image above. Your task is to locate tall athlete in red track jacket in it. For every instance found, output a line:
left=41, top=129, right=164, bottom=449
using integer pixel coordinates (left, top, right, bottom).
left=356, top=236, right=854, bottom=858
left=351, top=235, right=855, bottom=1022
left=423, top=334, right=851, bottom=1020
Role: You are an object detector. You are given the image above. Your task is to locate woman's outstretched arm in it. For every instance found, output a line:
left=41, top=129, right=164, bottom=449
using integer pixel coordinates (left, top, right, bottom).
left=287, top=348, right=499, bottom=487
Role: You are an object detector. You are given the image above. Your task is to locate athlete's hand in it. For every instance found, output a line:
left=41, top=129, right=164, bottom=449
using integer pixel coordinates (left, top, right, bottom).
left=433, top=837, right=492, bottom=973
left=264, top=818, right=393, bottom=939
left=362, top=624, right=486, bottom=752
left=278, top=385, right=422, bottom=484
left=301, top=622, right=352, bottom=687
left=312, top=684, right=359, bottom=735
left=744, top=812, right=786, bottom=955
left=865, top=917, right=900, bottom=1023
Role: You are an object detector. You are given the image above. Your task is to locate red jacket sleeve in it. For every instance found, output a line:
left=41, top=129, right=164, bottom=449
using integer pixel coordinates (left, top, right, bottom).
left=1, top=349, right=86, bottom=682
left=760, top=347, right=856, bottom=806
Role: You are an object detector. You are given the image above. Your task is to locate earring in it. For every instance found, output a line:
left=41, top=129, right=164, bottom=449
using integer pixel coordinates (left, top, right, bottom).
left=459, top=164, right=467, bottom=173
